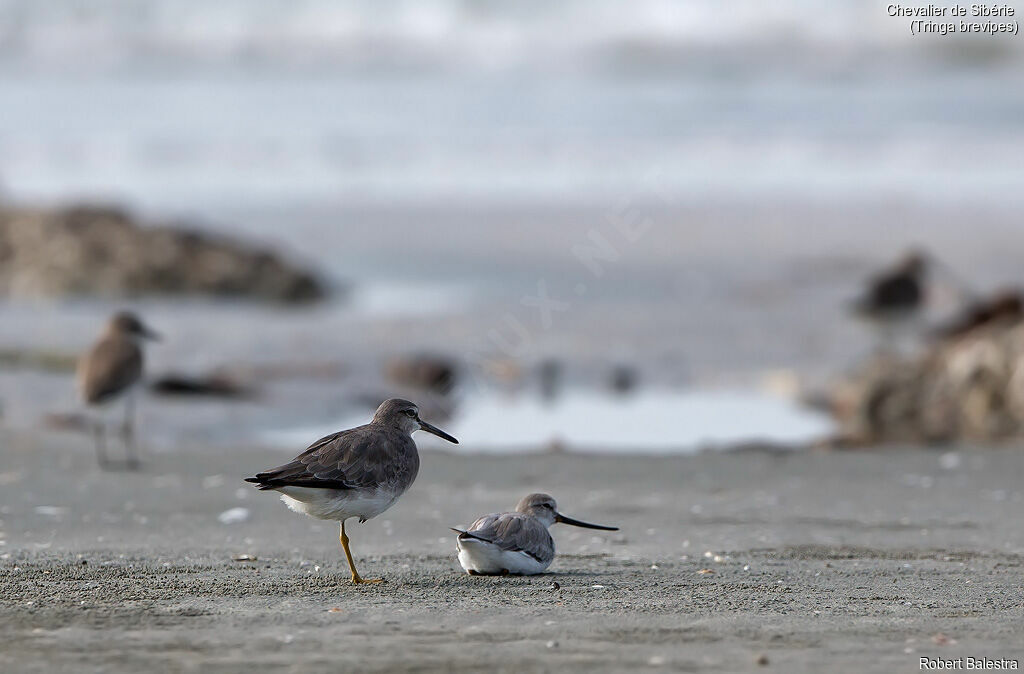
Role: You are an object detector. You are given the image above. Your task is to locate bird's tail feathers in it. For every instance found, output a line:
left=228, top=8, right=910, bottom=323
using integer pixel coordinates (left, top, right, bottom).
left=450, top=527, right=493, bottom=544
left=243, top=476, right=277, bottom=490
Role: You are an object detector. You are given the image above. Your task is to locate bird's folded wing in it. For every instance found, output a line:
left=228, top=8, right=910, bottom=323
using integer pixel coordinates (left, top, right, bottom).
left=245, top=430, right=356, bottom=489
left=451, top=527, right=492, bottom=543
left=245, top=461, right=352, bottom=490
left=246, top=425, right=412, bottom=490
left=78, top=337, right=142, bottom=403
left=465, top=513, right=553, bottom=563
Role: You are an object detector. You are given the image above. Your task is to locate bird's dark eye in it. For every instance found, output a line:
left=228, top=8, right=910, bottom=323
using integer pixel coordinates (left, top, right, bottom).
left=404, top=410, right=416, bottom=417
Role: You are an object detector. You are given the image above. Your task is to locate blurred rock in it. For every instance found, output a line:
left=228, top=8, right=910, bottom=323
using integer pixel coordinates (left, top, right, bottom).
left=827, top=316, right=1024, bottom=446
left=0, top=204, right=327, bottom=303
left=932, top=289, right=1024, bottom=342
left=150, top=372, right=254, bottom=399
left=609, top=363, right=639, bottom=395
left=385, top=353, right=458, bottom=393
left=480, top=357, right=522, bottom=384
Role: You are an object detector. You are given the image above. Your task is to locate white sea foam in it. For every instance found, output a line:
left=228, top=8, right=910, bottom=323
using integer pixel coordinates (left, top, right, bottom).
left=0, top=0, right=989, bottom=73
left=0, top=1, right=1019, bottom=207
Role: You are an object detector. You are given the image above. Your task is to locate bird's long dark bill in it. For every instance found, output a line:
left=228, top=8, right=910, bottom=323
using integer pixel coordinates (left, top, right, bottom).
left=419, top=420, right=459, bottom=444
left=556, top=513, right=618, bottom=530
left=142, top=326, right=162, bottom=341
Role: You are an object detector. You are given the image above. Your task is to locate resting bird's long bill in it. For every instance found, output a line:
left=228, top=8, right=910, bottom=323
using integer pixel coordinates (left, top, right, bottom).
left=244, top=399, right=457, bottom=584
left=453, top=493, right=618, bottom=576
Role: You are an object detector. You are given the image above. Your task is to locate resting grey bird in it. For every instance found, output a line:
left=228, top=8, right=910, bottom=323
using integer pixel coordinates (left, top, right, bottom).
left=76, top=311, right=160, bottom=469
left=245, top=398, right=458, bottom=584
left=452, top=493, right=618, bottom=575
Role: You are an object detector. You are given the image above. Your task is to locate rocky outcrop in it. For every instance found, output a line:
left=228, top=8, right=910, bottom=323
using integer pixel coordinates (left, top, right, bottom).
left=0, top=204, right=327, bottom=303
left=385, top=353, right=458, bottom=393
left=150, top=372, right=254, bottom=399
left=828, top=315, right=1024, bottom=446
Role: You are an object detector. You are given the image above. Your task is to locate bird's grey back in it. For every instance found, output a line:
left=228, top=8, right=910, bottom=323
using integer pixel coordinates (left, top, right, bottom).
left=251, top=422, right=420, bottom=493
left=467, top=512, right=555, bottom=565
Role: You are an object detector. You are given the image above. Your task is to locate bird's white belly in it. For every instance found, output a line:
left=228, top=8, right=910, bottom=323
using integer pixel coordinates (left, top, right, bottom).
left=456, top=538, right=550, bottom=575
left=277, top=487, right=398, bottom=522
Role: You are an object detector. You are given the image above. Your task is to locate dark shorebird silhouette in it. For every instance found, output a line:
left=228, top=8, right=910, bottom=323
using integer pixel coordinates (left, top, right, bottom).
left=851, top=251, right=928, bottom=322
left=245, top=398, right=458, bottom=584
left=452, top=493, right=617, bottom=576
left=538, top=358, right=562, bottom=401
left=852, top=250, right=979, bottom=351
left=76, top=311, right=160, bottom=469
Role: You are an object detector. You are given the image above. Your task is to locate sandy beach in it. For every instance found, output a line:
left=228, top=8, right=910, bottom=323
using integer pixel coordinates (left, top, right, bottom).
left=2, top=431, right=1023, bottom=673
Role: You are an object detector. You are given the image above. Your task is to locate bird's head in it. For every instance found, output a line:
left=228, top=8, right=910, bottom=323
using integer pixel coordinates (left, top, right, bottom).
left=372, top=398, right=458, bottom=444
left=108, top=311, right=161, bottom=342
left=515, top=492, right=619, bottom=531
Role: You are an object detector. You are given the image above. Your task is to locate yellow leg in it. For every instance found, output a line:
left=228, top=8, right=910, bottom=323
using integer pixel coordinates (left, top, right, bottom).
left=340, top=521, right=383, bottom=584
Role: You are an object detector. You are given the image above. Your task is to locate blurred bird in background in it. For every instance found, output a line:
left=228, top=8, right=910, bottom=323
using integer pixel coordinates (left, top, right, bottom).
left=76, top=311, right=160, bottom=469
left=851, top=249, right=974, bottom=351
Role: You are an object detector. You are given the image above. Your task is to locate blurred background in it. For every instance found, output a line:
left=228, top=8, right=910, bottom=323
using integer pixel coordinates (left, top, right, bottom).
left=1, top=0, right=1022, bottom=453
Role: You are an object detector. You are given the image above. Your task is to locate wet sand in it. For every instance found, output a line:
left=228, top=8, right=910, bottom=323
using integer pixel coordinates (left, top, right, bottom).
left=2, top=431, right=1024, bottom=673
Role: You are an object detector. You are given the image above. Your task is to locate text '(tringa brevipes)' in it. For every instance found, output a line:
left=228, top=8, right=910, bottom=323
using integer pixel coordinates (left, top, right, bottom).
left=245, top=398, right=458, bottom=584
left=453, top=493, right=618, bottom=576
left=77, top=311, right=160, bottom=470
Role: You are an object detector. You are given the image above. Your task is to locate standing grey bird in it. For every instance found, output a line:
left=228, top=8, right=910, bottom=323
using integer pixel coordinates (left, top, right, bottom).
left=77, top=311, right=160, bottom=469
left=245, top=399, right=458, bottom=584
left=452, top=493, right=618, bottom=576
